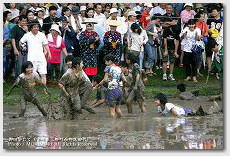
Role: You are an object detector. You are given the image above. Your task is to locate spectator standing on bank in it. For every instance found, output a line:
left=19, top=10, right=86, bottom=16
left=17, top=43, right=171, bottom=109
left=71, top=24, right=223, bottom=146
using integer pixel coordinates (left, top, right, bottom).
left=11, top=15, right=29, bottom=77
left=20, top=19, right=51, bottom=85
left=140, top=3, right=153, bottom=29
left=42, top=5, right=60, bottom=35
left=46, top=24, right=67, bottom=81
left=145, top=14, right=161, bottom=76
left=78, top=20, right=100, bottom=80
left=128, top=23, right=148, bottom=71
left=103, top=20, right=122, bottom=65
left=180, top=3, right=196, bottom=29
left=60, top=7, right=77, bottom=32
left=180, top=19, right=201, bottom=82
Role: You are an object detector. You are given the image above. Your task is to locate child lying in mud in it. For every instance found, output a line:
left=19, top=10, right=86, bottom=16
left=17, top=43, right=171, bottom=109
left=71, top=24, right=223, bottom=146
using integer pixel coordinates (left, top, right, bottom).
left=154, top=93, right=221, bottom=116
left=6, top=61, right=49, bottom=118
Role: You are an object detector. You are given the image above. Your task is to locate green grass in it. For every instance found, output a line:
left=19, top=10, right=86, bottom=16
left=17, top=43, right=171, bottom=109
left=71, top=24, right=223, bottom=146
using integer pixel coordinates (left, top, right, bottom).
left=3, top=66, right=222, bottom=106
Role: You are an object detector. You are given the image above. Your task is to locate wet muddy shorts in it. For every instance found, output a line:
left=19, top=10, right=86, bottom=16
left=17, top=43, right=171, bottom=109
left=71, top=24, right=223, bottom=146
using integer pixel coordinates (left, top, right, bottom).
left=106, top=87, right=122, bottom=107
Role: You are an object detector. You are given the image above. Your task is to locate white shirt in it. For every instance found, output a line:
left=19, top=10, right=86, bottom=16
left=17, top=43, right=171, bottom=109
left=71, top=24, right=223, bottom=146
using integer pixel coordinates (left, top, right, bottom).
left=94, top=12, right=106, bottom=25
left=179, top=27, right=201, bottom=53
left=129, top=29, right=148, bottom=52
left=20, top=31, right=48, bottom=62
left=158, top=103, right=186, bottom=116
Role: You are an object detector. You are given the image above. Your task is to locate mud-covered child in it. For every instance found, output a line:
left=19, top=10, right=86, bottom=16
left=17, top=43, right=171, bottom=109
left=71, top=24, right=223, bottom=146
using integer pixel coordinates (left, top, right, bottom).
left=125, top=52, right=146, bottom=114
left=93, top=55, right=126, bottom=118
left=64, top=55, right=96, bottom=114
left=6, top=61, right=49, bottom=118
left=154, top=93, right=220, bottom=116
left=120, top=61, right=148, bottom=105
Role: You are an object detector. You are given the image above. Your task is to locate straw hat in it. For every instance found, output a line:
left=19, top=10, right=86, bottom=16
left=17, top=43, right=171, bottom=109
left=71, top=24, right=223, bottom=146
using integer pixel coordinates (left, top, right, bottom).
left=108, top=20, right=122, bottom=27
left=82, top=18, right=98, bottom=24
left=50, top=24, right=61, bottom=34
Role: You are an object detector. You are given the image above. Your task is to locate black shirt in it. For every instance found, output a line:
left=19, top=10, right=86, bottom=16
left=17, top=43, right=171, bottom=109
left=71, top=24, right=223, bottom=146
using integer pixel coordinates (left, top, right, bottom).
left=11, top=25, right=27, bottom=50
left=42, top=16, right=60, bottom=35
left=162, top=27, right=180, bottom=50
left=207, top=16, right=223, bottom=32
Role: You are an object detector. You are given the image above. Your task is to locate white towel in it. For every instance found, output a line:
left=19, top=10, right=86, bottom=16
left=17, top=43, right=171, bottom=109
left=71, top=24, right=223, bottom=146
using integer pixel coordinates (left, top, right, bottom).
left=47, top=33, right=62, bottom=48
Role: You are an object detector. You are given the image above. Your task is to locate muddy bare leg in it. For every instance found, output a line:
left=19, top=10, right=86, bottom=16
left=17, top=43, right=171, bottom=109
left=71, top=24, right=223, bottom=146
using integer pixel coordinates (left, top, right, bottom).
left=110, top=107, right=116, bottom=118
left=138, top=100, right=146, bottom=113
left=80, top=87, right=96, bottom=114
left=18, top=96, right=27, bottom=117
left=33, top=97, right=47, bottom=116
left=115, top=105, right=123, bottom=118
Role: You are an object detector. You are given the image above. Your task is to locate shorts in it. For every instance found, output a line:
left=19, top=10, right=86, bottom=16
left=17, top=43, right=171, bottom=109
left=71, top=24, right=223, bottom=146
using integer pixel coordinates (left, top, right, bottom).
left=162, top=50, right=175, bottom=63
left=106, top=87, right=122, bottom=107
left=32, top=61, right=47, bottom=75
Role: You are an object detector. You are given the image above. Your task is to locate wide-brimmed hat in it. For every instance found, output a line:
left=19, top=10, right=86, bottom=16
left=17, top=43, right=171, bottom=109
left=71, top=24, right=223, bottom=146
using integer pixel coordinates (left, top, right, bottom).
left=184, top=3, right=193, bottom=8
left=82, top=18, right=97, bottom=24
left=50, top=24, right=61, bottom=34
left=108, top=20, right=122, bottom=26
left=110, top=8, right=118, bottom=14
left=127, top=11, right=137, bottom=17
left=80, top=6, right=86, bottom=11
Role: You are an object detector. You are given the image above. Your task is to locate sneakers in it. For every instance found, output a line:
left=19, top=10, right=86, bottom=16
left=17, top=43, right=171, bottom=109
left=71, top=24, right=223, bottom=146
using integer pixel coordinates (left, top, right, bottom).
left=168, top=74, right=175, bottom=81
left=163, top=74, right=167, bottom=81
left=163, top=74, right=175, bottom=81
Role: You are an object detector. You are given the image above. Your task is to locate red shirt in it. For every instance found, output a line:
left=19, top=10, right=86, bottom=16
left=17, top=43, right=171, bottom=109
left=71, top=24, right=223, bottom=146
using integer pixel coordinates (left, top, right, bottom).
left=47, top=36, right=66, bottom=63
left=195, top=21, right=209, bottom=35
left=140, top=10, right=151, bottom=29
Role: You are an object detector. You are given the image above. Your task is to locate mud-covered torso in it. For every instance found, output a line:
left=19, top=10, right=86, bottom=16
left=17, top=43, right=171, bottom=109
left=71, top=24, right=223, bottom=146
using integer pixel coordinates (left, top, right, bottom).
left=130, top=63, right=144, bottom=90
left=16, top=72, right=40, bottom=101
left=59, top=69, right=82, bottom=96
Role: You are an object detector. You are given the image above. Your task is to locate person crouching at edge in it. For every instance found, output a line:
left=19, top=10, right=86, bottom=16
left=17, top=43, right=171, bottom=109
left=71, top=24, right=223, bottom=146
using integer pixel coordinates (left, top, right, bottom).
left=6, top=61, right=49, bottom=118
left=125, top=52, right=146, bottom=114
left=93, top=55, right=126, bottom=118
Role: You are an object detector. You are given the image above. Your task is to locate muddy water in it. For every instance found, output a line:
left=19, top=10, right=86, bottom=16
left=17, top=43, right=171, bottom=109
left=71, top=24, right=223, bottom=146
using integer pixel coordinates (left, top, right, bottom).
left=3, top=99, right=224, bottom=150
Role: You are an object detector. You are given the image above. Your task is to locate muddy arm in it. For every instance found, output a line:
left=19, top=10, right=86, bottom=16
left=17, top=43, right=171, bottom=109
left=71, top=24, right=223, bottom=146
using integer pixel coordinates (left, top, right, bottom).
left=93, top=73, right=108, bottom=90
left=134, top=73, right=140, bottom=90
left=58, top=83, right=70, bottom=98
left=92, top=99, right=106, bottom=107
left=6, top=83, right=17, bottom=96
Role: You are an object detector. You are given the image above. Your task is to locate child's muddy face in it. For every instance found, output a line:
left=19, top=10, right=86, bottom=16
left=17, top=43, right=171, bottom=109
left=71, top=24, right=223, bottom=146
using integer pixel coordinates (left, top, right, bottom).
left=25, top=67, right=33, bottom=75
left=121, top=67, right=128, bottom=73
left=154, top=99, right=161, bottom=106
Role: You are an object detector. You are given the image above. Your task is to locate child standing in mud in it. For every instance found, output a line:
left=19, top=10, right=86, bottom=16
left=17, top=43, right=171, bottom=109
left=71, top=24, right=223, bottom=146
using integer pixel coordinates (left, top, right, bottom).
left=125, top=52, right=146, bottom=114
left=6, top=61, right=48, bottom=118
left=57, top=57, right=86, bottom=120
left=63, top=55, right=96, bottom=114
left=154, top=93, right=221, bottom=116
left=93, top=55, right=126, bottom=118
